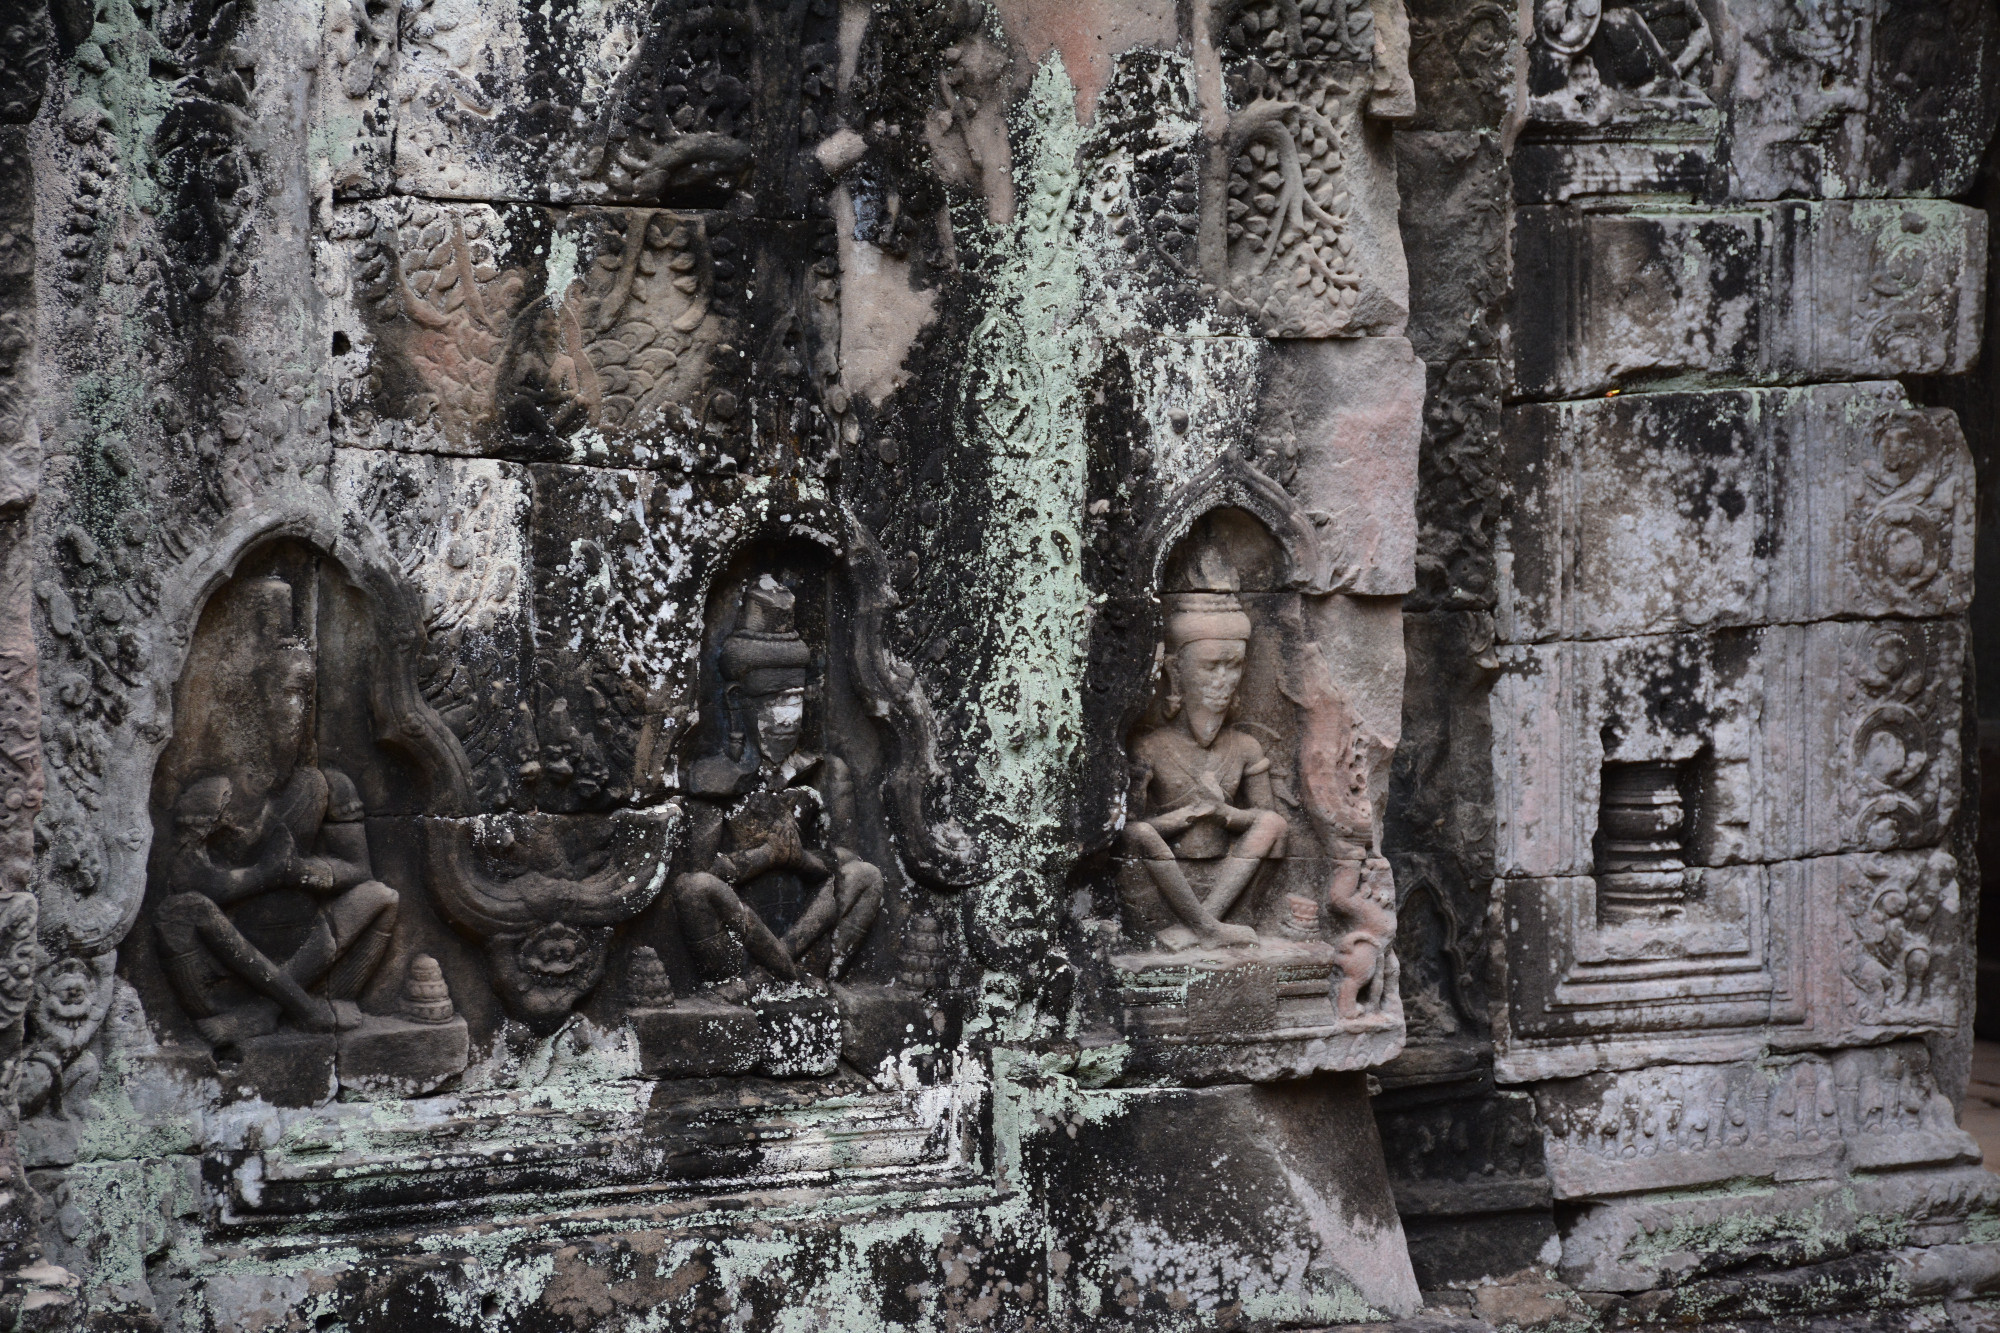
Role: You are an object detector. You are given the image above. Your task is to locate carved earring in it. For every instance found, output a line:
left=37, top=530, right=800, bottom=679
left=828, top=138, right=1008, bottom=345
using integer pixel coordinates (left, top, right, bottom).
left=1162, top=658, right=1183, bottom=720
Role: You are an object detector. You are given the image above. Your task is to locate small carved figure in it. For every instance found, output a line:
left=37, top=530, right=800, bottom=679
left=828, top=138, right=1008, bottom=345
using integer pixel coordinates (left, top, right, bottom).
left=673, top=576, right=883, bottom=996
left=1121, top=566, right=1289, bottom=952
left=153, top=577, right=400, bottom=1048
left=1848, top=852, right=1956, bottom=1014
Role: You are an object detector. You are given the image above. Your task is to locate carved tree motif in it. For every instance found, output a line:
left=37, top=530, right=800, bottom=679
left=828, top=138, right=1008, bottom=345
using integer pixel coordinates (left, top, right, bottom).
left=564, top=210, right=714, bottom=433
left=1212, top=0, right=1373, bottom=334
left=351, top=203, right=525, bottom=440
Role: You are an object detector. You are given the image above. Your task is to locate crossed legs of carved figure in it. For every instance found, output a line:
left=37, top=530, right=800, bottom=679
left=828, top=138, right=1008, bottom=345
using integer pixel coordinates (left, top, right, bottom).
left=783, top=858, right=884, bottom=979
left=673, top=871, right=799, bottom=992
left=155, top=893, right=335, bottom=1040
left=1200, top=809, right=1289, bottom=921
left=1121, top=823, right=1259, bottom=950
left=280, top=880, right=400, bottom=1030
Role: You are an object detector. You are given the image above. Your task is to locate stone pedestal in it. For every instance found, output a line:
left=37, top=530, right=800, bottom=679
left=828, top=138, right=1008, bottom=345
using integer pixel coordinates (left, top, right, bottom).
left=336, top=1016, right=470, bottom=1097
left=751, top=986, right=841, bottom=1078
left=833, top=983, right=937, bottom=1076
left=631, top=999, right=761, bottom=1079
left=225, top=1034, right=336, bottom=1109
left=1112, top=939, right=1405, bottom=1085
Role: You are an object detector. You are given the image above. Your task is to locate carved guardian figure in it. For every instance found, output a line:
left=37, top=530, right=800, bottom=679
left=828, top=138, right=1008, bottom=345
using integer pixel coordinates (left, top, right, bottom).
left=1121, top=557, right=1289, bottom=952
left=153, top=577, right=398, bottom=1048
left=674, top=575, right=884, bottom=995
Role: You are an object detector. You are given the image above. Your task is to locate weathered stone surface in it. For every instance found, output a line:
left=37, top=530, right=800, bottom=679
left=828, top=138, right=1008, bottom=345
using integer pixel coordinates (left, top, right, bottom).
left=1558, top=1165, right=2000, bottom=1293
left=1051, top=1075, right=1422, bottom=1320
left=8, top=0, right=1997, bottom=1320
left=1514, top=201, right=1987, bottom=397
left=1493, top=619, right=1965, bottom=879
left=1498, top=386, right=1975, bottom=643
left=1535, top=1044, right=1977, bottom=1200
left=1514, top=0, right=2000, bottom=205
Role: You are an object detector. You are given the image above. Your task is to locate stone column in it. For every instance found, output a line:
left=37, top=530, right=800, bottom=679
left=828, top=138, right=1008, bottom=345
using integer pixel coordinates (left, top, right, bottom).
left=1486, top=0, right=2000, bottom=1301
left=0, top=0, right=69, bottom=1322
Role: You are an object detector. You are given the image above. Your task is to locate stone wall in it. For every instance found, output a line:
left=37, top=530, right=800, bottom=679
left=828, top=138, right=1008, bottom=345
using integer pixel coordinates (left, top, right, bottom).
left=0, top=0, right=1994, bottom=1330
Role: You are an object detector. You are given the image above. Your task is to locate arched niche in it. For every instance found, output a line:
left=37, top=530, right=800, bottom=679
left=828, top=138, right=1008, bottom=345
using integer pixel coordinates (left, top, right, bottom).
left=1104, top=497, right=1403, bottom=1082
left=111, top=530, right=490, bottom=1101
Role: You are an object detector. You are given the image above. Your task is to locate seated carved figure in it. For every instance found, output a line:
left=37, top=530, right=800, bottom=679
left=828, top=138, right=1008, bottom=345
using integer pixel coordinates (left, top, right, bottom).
left=673, top=576, right=883, bottom=997
left=154, top=579, right=399, bottom=1048
left=1121, top=582, right=1289, bottom=952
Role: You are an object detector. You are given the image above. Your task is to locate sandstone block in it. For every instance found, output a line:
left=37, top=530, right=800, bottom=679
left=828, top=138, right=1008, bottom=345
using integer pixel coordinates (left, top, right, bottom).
left=833, top=983, right=936, bottom=1078
left=335, top=1015, right=471, bottom=1097
left=223, top=1033, right=337, bottom=1109
left=1258, top=338, right=1425, bottom=597
left=752, top=986, right=841, bottom=1078
left=1492, top=620, right=1964, bottom=879
left=1498, top=849, right=1964, bottom=1079
left=1498, top=385, right=1975, bottom=644
left=1513, top=201, right=1986, bottom=396
left=631, top=998, right=760, bottom=1079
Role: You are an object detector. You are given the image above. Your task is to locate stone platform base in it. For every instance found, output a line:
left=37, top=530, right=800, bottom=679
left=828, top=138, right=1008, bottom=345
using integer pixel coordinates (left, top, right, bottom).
left=1111, top=937, right=1404, bottom=1083
left=633, top=983, right=939, bottom=1080
left=1307, top=1238, right=2000, bottom=1333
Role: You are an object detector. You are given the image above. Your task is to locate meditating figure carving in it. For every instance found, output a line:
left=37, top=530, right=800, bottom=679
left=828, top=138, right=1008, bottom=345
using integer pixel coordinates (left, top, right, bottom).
left=1121, top=562, right=1290, bottom=952
left=673, top=575, right=884, bottom=997
left=153, top=576, right=399, bottom=1048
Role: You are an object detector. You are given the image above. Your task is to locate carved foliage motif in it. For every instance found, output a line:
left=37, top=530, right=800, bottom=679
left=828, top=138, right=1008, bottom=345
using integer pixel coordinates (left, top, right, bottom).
left=347, top=202, right=525, bottom=440
left=1838, top=850, right=1959, bottom=1029
left=1849, top=413, right=1970, bottom=618
left=1838, top=622, right=1958, bottom=853
left=341, top=199, right=834, bottom=471
left=1214, top=0, right=1376, bottom=335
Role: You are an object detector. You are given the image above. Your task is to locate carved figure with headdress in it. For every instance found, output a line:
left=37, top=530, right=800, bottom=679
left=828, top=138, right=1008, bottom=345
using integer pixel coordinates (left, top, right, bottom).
left=1121, top=552, right=1290, bottom=952
left=152, top=575, right=401, bottom=1048
left=673, top=575, right=884, bottom=997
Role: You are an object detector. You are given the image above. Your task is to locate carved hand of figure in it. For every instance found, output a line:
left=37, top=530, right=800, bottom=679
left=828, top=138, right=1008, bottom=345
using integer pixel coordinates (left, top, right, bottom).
left=262, top=826, right=336, bottom=894
left=253, top=824, right=298, bottom=881
left=287, top=855, right=338, bottom=894
left=1150, top=800, right=1215, bottom=839
left=1197, top=772, right=1257, bottom=832
left=769, top=814, right=807, bottom=871
left=1537, top=0, right=1602, bottom=53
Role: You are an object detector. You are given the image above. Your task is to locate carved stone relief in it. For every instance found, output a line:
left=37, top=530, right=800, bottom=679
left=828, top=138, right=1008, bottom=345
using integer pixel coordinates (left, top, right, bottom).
left=1512, top=201, right=1987, bottom=397
left=331, top=199, right=837, bottom=472
left=1208, top=0, right=1413, bottom=336
left=136, top=551, right=468, bottom=1093
left=1535, top=1043, right=1976, bottom=1198
left=1105, top=506, right=1403, bottom=1082
left=630, top=549, right=946, bottom=1079
left=1491, top=617, right=1964, bottom=1079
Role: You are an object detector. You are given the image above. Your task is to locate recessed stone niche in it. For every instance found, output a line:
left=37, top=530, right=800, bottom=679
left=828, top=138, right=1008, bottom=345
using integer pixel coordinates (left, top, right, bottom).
left=128, top=541, right=469, bottom=1107
left=1107, top=507, right=1403, bottom=1083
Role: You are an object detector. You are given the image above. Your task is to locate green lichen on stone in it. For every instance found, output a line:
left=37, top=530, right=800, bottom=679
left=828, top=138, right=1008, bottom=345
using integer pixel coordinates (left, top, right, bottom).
left=65, top=0, right=176, bottom=216
left=1625, top=1186, right=1912, bottom=1269
left=962, top=55, right=1095, bottom=848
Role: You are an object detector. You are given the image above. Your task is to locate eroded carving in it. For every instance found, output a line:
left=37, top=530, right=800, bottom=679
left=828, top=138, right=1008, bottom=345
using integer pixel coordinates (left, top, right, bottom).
left=675, top=575, right=885, bottom=995
left=1840, top=850, right=1960, bottom=1029
left=1528, top=0, right=1713, bottom=121
left=150, top=574, right=400, bottom=1049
